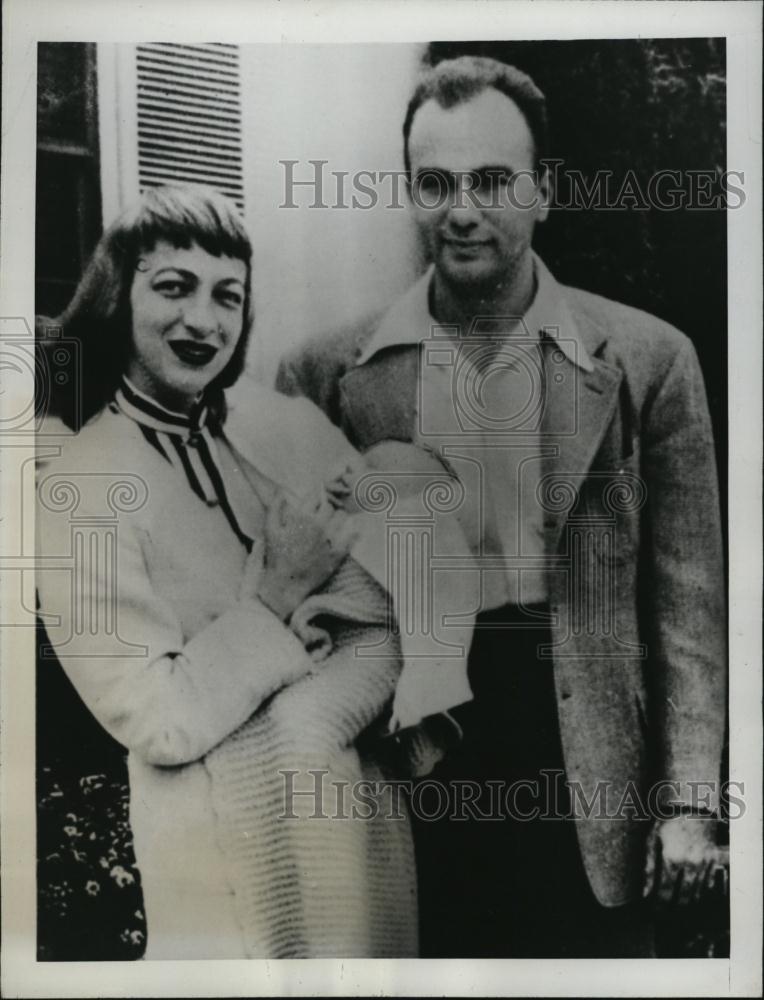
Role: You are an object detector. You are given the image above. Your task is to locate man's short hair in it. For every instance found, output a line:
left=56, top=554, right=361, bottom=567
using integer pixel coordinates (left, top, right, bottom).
left=403, top=55, right=549, bottom=175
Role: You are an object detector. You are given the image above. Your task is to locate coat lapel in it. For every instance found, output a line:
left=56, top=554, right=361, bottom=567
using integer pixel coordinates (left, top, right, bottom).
left=338, top=347, right=419, bottom=449
left=541, top=346, right=623, bottom=552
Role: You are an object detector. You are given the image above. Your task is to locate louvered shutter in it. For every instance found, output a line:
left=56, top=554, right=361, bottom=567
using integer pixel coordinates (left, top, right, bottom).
left=135, top=43, right=244, bottom=211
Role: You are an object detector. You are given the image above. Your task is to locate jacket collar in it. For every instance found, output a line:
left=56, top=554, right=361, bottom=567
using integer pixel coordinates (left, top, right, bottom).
left=114, top=376, right=208, bottom=439
left=356, top=253, right=594, bottom=373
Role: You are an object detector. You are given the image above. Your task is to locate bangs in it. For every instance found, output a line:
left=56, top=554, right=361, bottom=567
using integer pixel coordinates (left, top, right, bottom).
left=117, top=185, right=252, bottom=264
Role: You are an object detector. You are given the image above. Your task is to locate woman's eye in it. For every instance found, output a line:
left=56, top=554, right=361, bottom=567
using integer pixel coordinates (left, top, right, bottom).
left=154, top=280, right=188, bottom=298
left=216, top=290, right=244, bottom=309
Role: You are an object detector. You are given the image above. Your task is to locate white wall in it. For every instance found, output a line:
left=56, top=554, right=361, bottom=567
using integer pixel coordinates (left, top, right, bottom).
left=240, top=43, right=424, bottom=383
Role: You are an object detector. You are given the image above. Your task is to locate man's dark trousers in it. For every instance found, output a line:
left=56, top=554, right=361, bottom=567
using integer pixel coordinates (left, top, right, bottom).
left=411, top=605, right=655, bottom=958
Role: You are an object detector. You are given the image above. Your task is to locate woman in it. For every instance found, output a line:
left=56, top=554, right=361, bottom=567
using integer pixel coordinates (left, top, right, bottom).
left=36, top=184, right=474, bottom=959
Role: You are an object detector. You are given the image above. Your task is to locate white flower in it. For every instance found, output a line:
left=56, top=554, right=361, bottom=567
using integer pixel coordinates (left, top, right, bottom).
left=110, top=865, right=135, bottom=887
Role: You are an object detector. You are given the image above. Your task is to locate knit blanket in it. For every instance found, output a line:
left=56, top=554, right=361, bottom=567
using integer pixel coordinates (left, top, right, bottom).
left=204, top=557, right=437, bottom=958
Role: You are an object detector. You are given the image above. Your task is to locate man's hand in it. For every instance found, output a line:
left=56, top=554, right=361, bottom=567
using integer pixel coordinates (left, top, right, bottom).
left=643, top=815, right=727, bottom=906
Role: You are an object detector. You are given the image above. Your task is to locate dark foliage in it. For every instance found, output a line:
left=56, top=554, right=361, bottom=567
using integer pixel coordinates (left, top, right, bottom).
left=37, top=623, right=145, bottom=960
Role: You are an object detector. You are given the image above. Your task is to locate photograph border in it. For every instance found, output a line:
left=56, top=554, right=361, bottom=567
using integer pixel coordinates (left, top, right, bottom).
left=2, top=1, right=761, bottom=997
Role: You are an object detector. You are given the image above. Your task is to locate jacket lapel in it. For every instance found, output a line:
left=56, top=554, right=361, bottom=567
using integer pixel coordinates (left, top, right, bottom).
left=339, top=347, right=419, bottom=449
left=541, top=346, right=623, bottom=552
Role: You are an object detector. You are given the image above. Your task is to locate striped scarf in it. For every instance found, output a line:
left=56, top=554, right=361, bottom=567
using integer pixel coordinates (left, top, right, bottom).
left=113, top=377, right=252, bottom=550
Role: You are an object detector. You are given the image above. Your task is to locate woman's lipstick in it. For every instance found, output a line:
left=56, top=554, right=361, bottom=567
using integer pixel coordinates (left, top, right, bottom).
left=168, top=340, right=218, bottom=367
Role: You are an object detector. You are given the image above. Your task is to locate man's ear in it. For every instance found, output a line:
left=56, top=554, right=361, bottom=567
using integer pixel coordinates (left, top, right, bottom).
left=536, top=164, right=553, bottom=223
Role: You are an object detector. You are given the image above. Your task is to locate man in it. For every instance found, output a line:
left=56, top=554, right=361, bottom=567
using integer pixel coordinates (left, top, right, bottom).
left=276, top=57, right=725, bottom=957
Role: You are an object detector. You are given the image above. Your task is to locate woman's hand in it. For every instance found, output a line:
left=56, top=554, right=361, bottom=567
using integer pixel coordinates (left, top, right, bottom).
left=324, top=455, right=368, bottom=512
left=254, top=490, right=358, bottom=620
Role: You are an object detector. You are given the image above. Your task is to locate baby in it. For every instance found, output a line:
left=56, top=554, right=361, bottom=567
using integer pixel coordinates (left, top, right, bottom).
left=315, top=439, right=478, bottom=733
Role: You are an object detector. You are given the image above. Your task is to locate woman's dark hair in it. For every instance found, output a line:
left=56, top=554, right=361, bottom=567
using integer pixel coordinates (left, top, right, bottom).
left=402, top=56, right=549, bottom=175
left=42, top=184, right=254, bottom=430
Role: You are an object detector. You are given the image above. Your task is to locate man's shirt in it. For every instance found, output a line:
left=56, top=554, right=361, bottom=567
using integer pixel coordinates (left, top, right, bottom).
left=355, top=254, right=593, bottom=610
